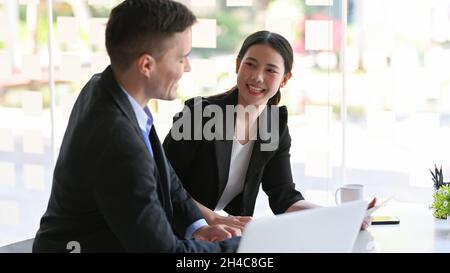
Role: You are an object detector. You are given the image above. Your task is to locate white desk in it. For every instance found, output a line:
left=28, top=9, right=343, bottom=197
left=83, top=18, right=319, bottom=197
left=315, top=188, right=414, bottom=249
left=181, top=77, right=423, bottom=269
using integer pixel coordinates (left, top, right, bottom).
left=353, top=201, right=450, bottom=252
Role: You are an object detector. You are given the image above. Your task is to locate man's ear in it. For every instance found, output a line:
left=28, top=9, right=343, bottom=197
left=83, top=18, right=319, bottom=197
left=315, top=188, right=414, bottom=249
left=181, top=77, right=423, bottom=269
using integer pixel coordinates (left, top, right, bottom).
left=235, top=58, right=241, bottom=74
left=280, top=72, right=292, bottom=88
left=137, top=53, right=155, bottom=78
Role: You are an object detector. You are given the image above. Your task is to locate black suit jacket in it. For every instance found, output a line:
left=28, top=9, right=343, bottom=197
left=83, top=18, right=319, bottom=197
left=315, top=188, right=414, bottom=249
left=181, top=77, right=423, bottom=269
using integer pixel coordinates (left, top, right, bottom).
left=163, top=90, right=304, bottom=216
left=32, top=66, right=239, bottom=253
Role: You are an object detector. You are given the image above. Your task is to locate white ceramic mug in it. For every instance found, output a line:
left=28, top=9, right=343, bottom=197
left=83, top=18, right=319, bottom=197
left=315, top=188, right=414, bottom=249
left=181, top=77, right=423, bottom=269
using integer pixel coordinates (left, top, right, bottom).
left=335, top=184, right=364, bottom=204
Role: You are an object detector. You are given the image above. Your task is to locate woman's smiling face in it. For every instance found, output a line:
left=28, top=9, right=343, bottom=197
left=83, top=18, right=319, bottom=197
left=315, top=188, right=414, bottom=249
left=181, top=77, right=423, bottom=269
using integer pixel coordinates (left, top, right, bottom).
left=236, top=43, right=291, bottom=107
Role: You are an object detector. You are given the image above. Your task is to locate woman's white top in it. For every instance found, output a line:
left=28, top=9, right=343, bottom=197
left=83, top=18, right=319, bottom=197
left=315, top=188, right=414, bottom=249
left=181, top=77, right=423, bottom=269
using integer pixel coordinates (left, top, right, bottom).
left=215, top=138, right=255, bottom=211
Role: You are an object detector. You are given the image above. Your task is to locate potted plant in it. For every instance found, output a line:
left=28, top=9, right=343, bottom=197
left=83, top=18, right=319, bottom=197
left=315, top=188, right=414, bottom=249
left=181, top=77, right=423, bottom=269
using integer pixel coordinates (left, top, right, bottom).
left=430, top=165, right=450, bottom=219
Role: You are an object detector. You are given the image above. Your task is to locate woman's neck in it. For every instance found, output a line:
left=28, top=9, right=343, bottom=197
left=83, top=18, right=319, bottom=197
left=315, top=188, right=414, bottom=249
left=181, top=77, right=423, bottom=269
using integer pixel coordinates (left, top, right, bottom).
left=234, top=103, right=266, bottom=145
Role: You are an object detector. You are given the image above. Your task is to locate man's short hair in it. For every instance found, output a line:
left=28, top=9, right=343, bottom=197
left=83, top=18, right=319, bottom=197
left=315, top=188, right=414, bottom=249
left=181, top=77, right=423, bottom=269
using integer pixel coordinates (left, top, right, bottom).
left=105, top=0, right=196, bottom=70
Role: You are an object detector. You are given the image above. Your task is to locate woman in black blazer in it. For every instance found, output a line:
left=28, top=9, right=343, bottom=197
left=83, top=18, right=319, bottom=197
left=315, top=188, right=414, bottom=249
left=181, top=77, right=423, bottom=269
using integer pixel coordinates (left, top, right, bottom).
left=163, top=31, right=320, bottom=231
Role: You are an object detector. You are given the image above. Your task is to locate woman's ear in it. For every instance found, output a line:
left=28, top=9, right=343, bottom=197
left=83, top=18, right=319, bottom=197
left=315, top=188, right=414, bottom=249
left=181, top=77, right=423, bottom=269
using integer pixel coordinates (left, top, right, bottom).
left=280, top=72, right=292, bottom=88
left=137, top=53, right=155, bottom=78
left=235, top=58, right=241, bottom=74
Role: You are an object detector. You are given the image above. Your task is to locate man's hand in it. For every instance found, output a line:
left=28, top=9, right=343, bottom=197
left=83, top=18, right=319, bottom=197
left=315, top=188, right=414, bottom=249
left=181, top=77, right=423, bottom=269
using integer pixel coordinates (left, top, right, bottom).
left=192, top=224, right=242, bottom=242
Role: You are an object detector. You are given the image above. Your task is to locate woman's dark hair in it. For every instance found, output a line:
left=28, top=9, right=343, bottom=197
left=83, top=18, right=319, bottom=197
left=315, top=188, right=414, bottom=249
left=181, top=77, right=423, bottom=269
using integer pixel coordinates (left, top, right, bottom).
left=219, top=31, right=294, bottom=105
left=105, top=0, right=196, bottom=71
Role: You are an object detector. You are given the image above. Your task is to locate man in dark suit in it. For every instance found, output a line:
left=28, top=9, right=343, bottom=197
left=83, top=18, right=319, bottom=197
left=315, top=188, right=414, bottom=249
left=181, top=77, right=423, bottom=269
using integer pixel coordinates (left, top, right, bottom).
left=33, top=0, right=240, bottom=253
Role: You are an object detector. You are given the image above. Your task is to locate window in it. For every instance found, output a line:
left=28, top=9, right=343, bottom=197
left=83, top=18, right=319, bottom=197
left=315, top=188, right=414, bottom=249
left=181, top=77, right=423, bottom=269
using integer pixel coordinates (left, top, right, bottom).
left=0, top=0, right=444, bottom=245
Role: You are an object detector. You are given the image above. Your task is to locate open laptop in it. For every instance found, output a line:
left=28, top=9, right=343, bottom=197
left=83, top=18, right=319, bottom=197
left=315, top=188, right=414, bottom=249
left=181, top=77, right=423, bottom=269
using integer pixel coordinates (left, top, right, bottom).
left=237, top=200, right=367, bottom=253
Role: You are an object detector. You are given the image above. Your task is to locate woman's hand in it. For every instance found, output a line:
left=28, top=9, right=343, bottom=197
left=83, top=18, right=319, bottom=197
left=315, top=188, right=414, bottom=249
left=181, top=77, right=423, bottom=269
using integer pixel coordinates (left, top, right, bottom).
left=360, top=197, right=377, bottom=230
left=360, top=216, right=372, bottom=230
left=191, top=198, right=251, bottom=233
left=192, top=224, right=242, bottom=242
left=208, top=213, right=252, bottom=232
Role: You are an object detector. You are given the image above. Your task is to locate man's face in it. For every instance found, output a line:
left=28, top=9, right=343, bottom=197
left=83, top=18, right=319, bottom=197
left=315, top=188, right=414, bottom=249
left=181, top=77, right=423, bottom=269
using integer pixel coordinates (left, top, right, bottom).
left=147, top=28, right=192, bottom=101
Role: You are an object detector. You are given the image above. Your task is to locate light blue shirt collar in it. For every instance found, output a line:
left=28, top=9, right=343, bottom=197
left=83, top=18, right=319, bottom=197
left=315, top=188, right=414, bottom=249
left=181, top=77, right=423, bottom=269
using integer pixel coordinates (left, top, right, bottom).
left=119, top=86, right=153, bottom=134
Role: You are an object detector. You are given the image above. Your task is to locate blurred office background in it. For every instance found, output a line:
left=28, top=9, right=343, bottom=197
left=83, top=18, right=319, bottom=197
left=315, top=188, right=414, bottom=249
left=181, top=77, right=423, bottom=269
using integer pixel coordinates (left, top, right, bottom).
left=2, top=0, right=450, bottom=246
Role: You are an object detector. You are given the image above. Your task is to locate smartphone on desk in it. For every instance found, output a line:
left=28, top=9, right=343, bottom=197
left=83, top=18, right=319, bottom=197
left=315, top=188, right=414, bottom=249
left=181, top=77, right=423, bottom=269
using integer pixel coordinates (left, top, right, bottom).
left=372, top=216, right=400, bottom=225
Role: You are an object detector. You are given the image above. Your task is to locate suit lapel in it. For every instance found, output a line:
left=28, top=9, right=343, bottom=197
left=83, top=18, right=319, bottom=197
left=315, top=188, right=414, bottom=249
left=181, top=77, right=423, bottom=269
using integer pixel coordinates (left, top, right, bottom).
left=210, top=91, right=283, bottom=209
left=149, top=126, right=172, bottom=216
left=214, top=139, right=233, bottom=200
left=100, top=66, right=173, bottom=217
left=100, top=66, right=144, bottom=142
left=244, top=106, right=276, bottom=193
left=213, top=91, right=237, bottom=201
left=244, top=140, right=271, bottom=188
left=212, top=91, right=275, bottom=200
